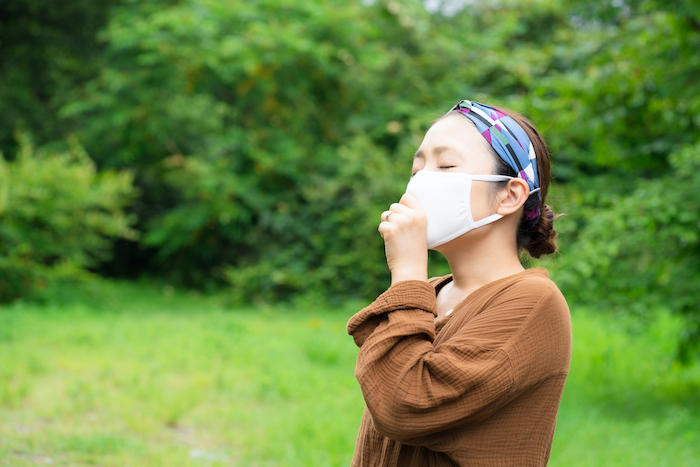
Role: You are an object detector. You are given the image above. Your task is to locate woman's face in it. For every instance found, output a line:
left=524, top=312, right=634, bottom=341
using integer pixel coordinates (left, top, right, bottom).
left=412, top=114, right=498, bottom=222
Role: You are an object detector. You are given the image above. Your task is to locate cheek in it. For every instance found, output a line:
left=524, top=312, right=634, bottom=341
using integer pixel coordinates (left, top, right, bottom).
left=412, top=160, right=425, bottom=174
left=470, top=183, right=497, bottom=221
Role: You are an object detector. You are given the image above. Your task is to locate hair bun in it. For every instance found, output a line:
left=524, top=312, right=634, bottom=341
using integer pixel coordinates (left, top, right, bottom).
left=523, top=205, right=558, bottom=258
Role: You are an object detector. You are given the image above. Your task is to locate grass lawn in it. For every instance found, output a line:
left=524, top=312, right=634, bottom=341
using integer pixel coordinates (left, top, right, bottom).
left=1, top=280, right=699, bottom=466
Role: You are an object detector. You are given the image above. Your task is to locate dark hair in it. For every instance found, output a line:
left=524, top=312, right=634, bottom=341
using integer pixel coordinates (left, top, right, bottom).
left=444, top=107, right=560, bottom=258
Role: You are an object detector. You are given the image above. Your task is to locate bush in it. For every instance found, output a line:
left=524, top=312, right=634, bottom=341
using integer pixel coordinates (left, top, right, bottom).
left=549, top=142, right=700, bottom=362
left=61, top=0, right=473, bottom=298
left=0, top=133, right=138, bottom=302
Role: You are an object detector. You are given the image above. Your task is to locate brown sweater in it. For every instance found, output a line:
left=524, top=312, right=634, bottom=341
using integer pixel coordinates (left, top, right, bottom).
left=347, top=268, right=571, bottom=467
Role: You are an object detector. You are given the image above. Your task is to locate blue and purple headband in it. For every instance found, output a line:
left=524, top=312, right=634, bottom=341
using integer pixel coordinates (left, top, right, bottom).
left=451, top=100, right=541, bottom=220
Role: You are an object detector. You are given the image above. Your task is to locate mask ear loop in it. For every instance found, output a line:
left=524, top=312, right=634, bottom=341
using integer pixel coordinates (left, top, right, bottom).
left=473, top=175, right=541, bottom=220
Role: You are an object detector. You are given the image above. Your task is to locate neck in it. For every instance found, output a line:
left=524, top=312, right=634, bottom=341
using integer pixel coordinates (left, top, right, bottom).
left=437, top=225, right=525, bottom=295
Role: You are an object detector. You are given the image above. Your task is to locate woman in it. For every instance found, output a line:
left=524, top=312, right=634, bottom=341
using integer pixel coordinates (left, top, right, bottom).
left=347, top=100, right=572, bottom=466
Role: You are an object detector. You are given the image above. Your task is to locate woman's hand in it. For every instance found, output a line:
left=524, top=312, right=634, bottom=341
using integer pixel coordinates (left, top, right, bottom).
left=378, top=193, right=429, bottom=284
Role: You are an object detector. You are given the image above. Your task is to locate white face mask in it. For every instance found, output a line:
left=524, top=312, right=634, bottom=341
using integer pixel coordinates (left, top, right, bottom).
left=405, top=170, right=515, bottom=249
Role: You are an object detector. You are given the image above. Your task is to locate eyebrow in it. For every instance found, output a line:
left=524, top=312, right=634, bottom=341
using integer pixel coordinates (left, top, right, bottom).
left=413, top=145, right=459, bottom=159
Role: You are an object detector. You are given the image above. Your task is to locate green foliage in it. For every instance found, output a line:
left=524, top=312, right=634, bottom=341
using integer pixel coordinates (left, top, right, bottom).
left=522, top=0, right=700, bottom=177
left=550, top=142, right=700, bottom=362
left=518, top=0, right=700, bottom=357
left=1, top=0, right=700, bottom=354
left=0, top=133, right=137, bottom=302
left=0, top=0, right=120, bottom=157
left=56, top=0, right=461, bottom=295
left=56, top=0, right=580, bottom=299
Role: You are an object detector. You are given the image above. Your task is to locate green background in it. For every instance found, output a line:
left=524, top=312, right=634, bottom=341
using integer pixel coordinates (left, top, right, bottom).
left=1, top=0, right=699, bottom=464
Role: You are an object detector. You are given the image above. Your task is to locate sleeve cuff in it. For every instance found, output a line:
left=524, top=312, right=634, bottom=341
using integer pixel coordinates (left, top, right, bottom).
left=347, top=280, right=437, bottom=347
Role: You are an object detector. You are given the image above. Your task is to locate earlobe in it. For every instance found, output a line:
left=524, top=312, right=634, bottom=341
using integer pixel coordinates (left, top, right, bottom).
left=496, top=179, right=530, bottom=216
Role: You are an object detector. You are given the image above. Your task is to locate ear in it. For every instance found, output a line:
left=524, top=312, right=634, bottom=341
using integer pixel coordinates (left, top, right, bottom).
left=495, top=178, right=530, bottom=216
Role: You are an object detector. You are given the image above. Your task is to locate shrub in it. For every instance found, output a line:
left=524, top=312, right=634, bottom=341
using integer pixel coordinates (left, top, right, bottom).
left=549, top=142, right=700, bottom=362
left=0, top=133, right=138, bottom=302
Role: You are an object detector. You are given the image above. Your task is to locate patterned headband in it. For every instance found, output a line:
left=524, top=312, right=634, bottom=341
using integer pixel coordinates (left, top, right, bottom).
left=451, top=100, right=541, bottom=219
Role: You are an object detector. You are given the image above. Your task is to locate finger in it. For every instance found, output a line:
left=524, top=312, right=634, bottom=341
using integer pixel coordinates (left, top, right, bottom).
left=380, top=210, right=394, bottom=222
left=378, top=220, right=392, bottom=238
left=388, top=202, right=411, bottom=214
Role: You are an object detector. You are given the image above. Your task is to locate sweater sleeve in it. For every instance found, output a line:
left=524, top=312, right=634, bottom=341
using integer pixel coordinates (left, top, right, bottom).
left=347, top=280, right=518, bottom=447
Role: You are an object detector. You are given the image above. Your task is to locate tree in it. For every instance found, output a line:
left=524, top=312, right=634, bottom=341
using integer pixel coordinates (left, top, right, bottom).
left=0, top=0, right=120, bottom=158
left=526, top=0, right=700, bottom=360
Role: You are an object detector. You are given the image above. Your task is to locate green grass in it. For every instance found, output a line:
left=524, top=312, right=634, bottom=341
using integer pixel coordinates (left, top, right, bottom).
left=1, top=281, right=699, bottom=466
left=551, top=309, right=700, bottom=466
